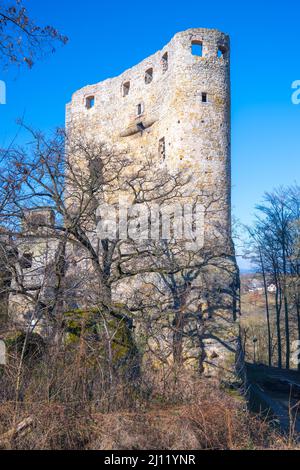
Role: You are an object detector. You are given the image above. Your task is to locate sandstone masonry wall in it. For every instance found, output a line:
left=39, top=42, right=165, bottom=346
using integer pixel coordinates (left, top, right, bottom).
left=66, top=28, right=231, bottom=248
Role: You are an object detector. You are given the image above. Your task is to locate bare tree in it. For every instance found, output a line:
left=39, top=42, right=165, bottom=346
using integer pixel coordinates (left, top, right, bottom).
left=0, top=0, right=67, bottom=69
left=247, top=186, right=300, bottom=369
left=247, top=227, right=274, bottom=367
left=126, top=195, right=239, bottom=371
left=2, top=125, right=239, bottom=376
left=288, top=186, right=300, bottom=370
left=1, top=126, right=188, bottom=327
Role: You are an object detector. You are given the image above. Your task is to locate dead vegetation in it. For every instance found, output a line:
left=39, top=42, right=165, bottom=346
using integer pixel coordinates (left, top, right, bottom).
left=0, top=345, right=298, bottom=450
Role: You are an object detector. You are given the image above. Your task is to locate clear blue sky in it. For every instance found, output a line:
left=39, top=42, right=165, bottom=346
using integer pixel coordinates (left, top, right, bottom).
left=0, top=0, right=299, bottom=242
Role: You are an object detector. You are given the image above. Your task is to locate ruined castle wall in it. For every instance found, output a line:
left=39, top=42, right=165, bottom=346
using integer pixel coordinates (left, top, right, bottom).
left=66, top=28, right=232, bottom=248
left=66, top=29, right=239, bottom=375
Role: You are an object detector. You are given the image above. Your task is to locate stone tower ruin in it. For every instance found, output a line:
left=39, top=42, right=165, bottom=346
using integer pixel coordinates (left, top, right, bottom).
left=66, top=28, right=232, bottom=251
left=4, top=28, right=239, bottom=378
left=65, top=28, right=240, bottom=376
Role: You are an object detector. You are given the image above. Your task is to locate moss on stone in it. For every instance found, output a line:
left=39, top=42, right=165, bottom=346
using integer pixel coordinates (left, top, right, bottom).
left=63, top=307, right=138, bottom=369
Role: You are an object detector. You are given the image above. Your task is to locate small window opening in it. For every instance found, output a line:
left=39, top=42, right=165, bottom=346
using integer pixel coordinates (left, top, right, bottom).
left=162, top=52, right=168, bottom=72
left=22, top=252, right=33, bottom=269
left=218, top=46, right=227, bottom=59
left=89, top=157, right=103, bottom=180
left=202, top=92, right=208, bottom=103
left=137, top=103, right=144, bottom=116
left=191, top=41, right=203, bottom=57
left=85, top=96, right=95, bottom=109
left=145, top=68, right=153, bottom=84
left=159, top=137, right=166, bottom=160
left=137, top=122, right=145, bottom=135
left=122, top=81, right=130, bottom=97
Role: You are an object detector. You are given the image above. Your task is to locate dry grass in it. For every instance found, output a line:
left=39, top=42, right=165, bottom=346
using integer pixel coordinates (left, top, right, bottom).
left=0, top=370, right=298, bottom=450
left=0, top=333, right=299, bottom=450
left=87, top=379, right=299, bottom=450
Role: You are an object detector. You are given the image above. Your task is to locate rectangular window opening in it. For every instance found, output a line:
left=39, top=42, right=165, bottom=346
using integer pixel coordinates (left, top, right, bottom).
left=145, top=68, right=153, bottom=84
left=21, top=252, right=33, bottom=269
left=218, top=46, right=227, bottom=59
left=162, top=52, right=168, bottom=72
left=137, top=103, right=143, bottom=116
left=122, top=81, right=130, bottom=97
left=191, top=41, right=203, bottom=57
left=86, top=96, right=95, bottom=109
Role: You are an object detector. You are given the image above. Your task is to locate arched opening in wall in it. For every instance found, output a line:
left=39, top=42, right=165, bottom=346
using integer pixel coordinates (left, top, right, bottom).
left=218, top=46, right=227, bottom=59
left=122, top=81, right=130, bottom=97
left=191, top=40, right=203, bottom=57
left=85, top=96, right=95, bottom=109
left=158, top=137, right=166, bottom=160
left=201, top=92, right=208, bottom=103
left=162, top=52, right=168, bottom=72
left=145, top=68, right=153, bottom=84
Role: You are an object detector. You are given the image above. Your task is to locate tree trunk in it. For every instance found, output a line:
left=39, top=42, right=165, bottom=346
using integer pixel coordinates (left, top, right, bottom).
left=259, top=248, right=272, bottom=366
left=275, top=279, right=282, bottom=368
left=172, top=309, right=184, bottom=365
left=296, top=297, right=300, bottom=372
left=282, top=238, right=290, bottom=369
